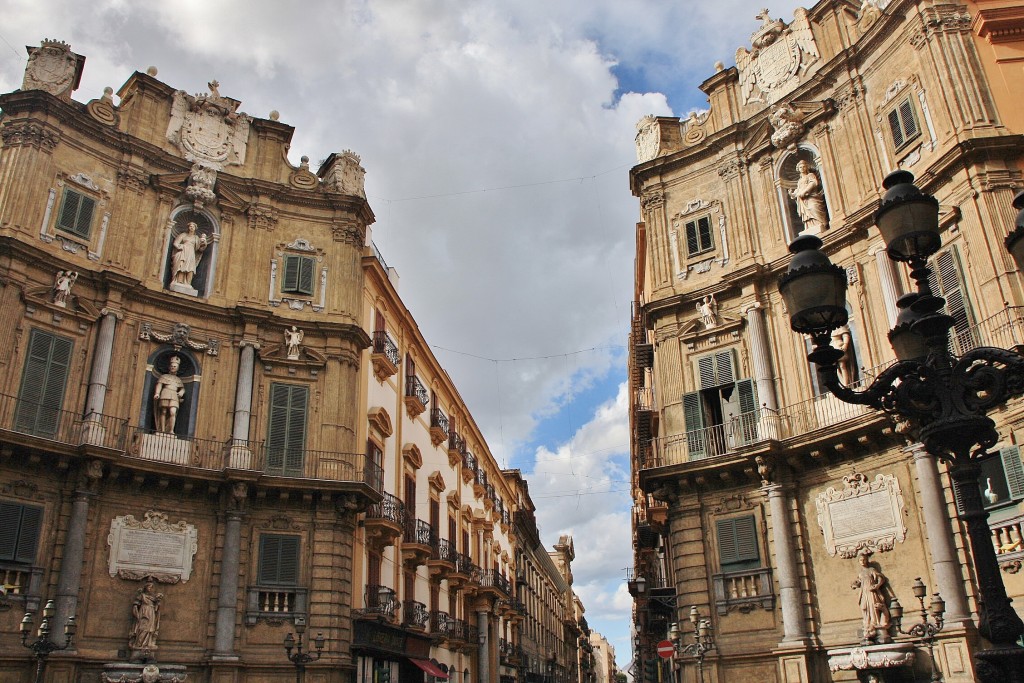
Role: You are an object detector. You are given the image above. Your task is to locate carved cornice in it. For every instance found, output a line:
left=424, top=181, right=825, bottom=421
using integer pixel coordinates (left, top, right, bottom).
left=0, top=121, right=60, bottom=151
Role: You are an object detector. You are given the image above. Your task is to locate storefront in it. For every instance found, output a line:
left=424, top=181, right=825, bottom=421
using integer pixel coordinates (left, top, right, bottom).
left=354, top=621, right=451, bottom=683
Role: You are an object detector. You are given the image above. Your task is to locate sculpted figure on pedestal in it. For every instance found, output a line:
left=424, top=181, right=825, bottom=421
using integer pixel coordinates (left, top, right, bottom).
left=153, top=356, right=185, bottom=434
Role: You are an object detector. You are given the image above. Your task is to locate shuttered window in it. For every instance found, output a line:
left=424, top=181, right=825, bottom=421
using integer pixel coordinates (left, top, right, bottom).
left=282, top=255, right=315, bottom=296
left=265, top=383, right=308, bottom=476
left=887, top=96, right=921, bottom=151
left=927, top=246, right=975, bottom=353
left=56, top=189, right=96, bottom=239
left=735, top=379, right=760, bottom=446
left=694, top=350, right=736, bottom=389
left=258, top=534, right=300, bottom=586
left=716, top=515, right=760, bottom=571
left=15, top=329, right=73, bottom=438
left=685, top=216, right=714, bottom=256
left=0, top=502, right=43, bottom=564
left=682, top=391, right=707, bottom=459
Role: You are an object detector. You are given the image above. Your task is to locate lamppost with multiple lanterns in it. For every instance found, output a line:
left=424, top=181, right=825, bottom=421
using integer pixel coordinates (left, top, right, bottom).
left=20, top=599, right=76, bottom=683
left=668, top=606, right=716, bottom=683
left=282, top=617, right=325, bottom=683
left=778, top=170, right=1024, bottom=682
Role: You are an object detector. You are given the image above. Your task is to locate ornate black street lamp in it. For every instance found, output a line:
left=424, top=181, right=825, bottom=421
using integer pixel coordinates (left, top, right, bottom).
left=669, top=606, right=715, bottom=683
left=779, top=170, right=1024, bottom=682
left=890, top=578, right=945, bottom=682
left=283, top=618, right=325, bottom=683
left=20, top=599, right=76, bottom=683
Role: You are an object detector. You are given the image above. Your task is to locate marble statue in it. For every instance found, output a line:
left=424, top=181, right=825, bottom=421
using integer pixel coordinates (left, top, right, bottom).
left=170, top=222, right=208, bottom=289
left=789, top=160, right=829, bottom=233
left=830, top=325, right=856, bottom=386
left=153, top=356, right=185, bottom=434
left=851, top=551, right=892, bottom=643
left=129, top=581, right=163, bottom=655
left=284, top=326, right=304, bottom=360
left=697, top=294, right=719, bottom=329
left=53, top=270, right=78, bottom=307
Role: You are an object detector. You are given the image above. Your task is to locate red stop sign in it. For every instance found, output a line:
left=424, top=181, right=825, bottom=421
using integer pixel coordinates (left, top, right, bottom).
left=656, top=640, right=675, bottom=658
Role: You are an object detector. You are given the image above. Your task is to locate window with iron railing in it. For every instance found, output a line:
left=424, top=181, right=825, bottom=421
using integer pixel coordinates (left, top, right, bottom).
left=405, top=375, right=429, bottom=407
left=372, top=330, right=400, bottom=367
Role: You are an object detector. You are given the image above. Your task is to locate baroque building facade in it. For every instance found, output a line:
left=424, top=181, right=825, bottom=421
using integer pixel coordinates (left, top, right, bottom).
left=629, top=1, right=1024, bottom=682
left=0, top=41, right=582, bottom=683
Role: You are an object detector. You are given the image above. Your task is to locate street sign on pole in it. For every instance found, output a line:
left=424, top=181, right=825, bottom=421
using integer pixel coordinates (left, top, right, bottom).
left=656, top=640, right=674, bottom=659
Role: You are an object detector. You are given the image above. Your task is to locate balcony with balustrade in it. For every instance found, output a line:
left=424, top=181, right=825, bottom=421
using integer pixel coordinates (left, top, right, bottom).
left=371, top=330, right=400, bottom=381
left=473, top=467, right=488, bottom=499
left=448, top=430, right=466, bottom=468
left=430, top=407, right=449, bottom=447
left=365, top=492, right=405, bottom=549
left=461, top=449, right=477, bottom=484
left=354, top=584, right=398, bottom=622
left=405, top=375, right=429, bottom=418
left=427, top=537, right=457, bottom=579
left=402, top=599, right=430, bottom=630
left=447, top=551, right=474, bottom=589
left=477, top=569, right=511, bottom=600
left=401, top=516, right=434, bottom=567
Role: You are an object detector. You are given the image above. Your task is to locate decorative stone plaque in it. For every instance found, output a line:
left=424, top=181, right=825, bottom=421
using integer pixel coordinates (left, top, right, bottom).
left=816, top=472, right=907, bottom=558
left=108, top=510, right=198, bottom=583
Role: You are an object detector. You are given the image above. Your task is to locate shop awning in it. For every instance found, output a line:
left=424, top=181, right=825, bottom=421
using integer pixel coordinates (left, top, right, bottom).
left=409, top=658, right=450, bottom=679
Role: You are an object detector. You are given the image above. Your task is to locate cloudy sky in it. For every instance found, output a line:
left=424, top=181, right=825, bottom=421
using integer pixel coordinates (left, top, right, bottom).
left=0, top=0, right=809, bottom=665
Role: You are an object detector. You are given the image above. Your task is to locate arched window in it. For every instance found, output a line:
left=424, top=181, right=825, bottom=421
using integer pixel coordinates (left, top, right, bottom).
left=164, top=207, right=219, bottom=297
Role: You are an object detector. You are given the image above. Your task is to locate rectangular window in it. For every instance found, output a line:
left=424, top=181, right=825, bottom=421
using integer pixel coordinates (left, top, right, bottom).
left=716, top=515, right=760, bottom=571
left=266, top=383, right=308, bottom=476
left=15, top=329, right=73, bottom=438
left=980, top=446, right=1024, bottom=509
left=0, top=501, right=43, bottom=564
left=258, top=534, right=300, bottom=586
left=685, top=215, right=714, bottom=257
left=55, top=188, right=96, bottom=239
left=887, top=96, right=921, bottom=152
left=282, top=255, right=315, bottom=296
left=928, top=246, right=976, bottom=354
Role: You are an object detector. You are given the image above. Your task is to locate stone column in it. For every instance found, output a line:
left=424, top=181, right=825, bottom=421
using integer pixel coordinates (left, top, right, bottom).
left=762, top=483, right=808, bottom=645
left=909, top=444, right=972, bottom=623
left=228, top=342, right=257, bottom=468
left=478, top=609, right=490, bottom=683
left=82, top=310, right=119, bottom=445
left=54, top=461, right=102, bottom=639
left=873, top=246, right=904, bottom=327
left=213, top=507, right=245, bottom=658
left=744, top=303, right=779, bottom=412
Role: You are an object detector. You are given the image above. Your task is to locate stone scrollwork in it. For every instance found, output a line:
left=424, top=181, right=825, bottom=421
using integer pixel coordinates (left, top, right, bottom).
left=816, top=471, right=907, bottom=558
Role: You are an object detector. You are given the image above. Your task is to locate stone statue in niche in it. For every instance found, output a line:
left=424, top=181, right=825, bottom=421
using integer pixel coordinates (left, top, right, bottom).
left=153, top=356, right=185, bottom=434
left=789, top=160, right=829, bottom=233
left=284, top=326, right=304, bottom=360
left=52, top=270, right=78, bottom=307
left=128, top=580, right=163, bottom=658
left=170, top=221, right=209, bottom=294
left=851, top=550, right=892, bottom=644
left=830, top=324, right=856, bottom=386
left=696, top=294, right=719, bottom=329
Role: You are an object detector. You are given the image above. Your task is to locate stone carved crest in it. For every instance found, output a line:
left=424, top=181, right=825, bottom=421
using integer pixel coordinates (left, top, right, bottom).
left=138, top=321, right=220, bottom=356
left=167, top=81, right=250, bottom=170
left=321, top=150, right=366, bottom=198
left=736, top=9, right=820, bottom=105
left=769, top=103, right=805, bottom=149
left=816, top=472, right=907, bottom=558
left=635, top=115, right=661, bottom=163
left=22, top=40, right=82, bottom=99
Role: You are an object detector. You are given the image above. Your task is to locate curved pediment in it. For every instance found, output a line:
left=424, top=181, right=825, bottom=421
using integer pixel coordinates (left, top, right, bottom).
left=368, top=406, right=393, bottom=438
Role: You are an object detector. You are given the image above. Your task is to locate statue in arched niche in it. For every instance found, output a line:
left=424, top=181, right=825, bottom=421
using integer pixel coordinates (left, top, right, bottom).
left=153, top=355, right=185, bottom=433
left=786, top=159, right=827, bottom=232
left=789, top=159, right=829, bottom=233
left=166, top=212, right=214, bottom=296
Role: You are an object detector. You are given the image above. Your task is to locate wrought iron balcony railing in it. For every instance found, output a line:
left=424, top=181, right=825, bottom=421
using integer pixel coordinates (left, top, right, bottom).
left=372, top=330, right=400, bottom=367
left=403, top=600, right=430, bottom=629
left=366, top=492, right=404, bottom=525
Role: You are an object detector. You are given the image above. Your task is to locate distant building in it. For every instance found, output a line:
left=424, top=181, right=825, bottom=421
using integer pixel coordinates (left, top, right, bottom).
left=588, top=631, right=617, bottom=683
left=629, top=1, right=1024, bottom=682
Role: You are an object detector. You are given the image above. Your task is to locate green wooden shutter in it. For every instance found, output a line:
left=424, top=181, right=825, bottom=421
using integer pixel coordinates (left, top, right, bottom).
left=696, top=356, right=716, bottom=389
left=930, top=247, right=974, bottom=351
left=683, top=391, right=707, bottom=459
left=56, top=190, right=96, bottom=238
left=717, top=515, right=759, bottom=569
left=297, top=257, right=315, bottom=295
left=698, top=216, right=713, bottom=251
left=0, top=502, right=42, bottom=564
left=266, top=384, right=308, bottom=475
left=715, top=350, right=736, bottom=385
left=15, top=330, right=73, bottom=437
left=259, top=534, right=301, bottom=586
left=888, top=109, right=905, bottom=149
left=282, top=256, right=300, bottom=293
left=696, top=350, right=736, bottom=389
left=735, top=379, right=759, bottom=445
left=685, top=220, right=699, bottom=256
left=1001, top=446, right=1024, bottom=500
left=899, top=98, right=920, bottom=141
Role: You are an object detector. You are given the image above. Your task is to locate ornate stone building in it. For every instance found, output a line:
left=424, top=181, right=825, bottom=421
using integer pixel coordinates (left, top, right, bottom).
left=0, top=40, right=581, bottom=683
left=629, top=2, right=1024, bottom=682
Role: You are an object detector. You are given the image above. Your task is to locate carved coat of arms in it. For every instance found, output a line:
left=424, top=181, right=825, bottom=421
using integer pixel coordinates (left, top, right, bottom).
left=736, top=9, right=820, bottom=105
left=22, top=40, right=82, bottom=99
left=166, top=80, right=250, bottom=169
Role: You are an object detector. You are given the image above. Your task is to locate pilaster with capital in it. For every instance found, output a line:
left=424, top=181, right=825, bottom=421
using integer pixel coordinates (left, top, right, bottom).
left=641, top=190, right=673, bottom=289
